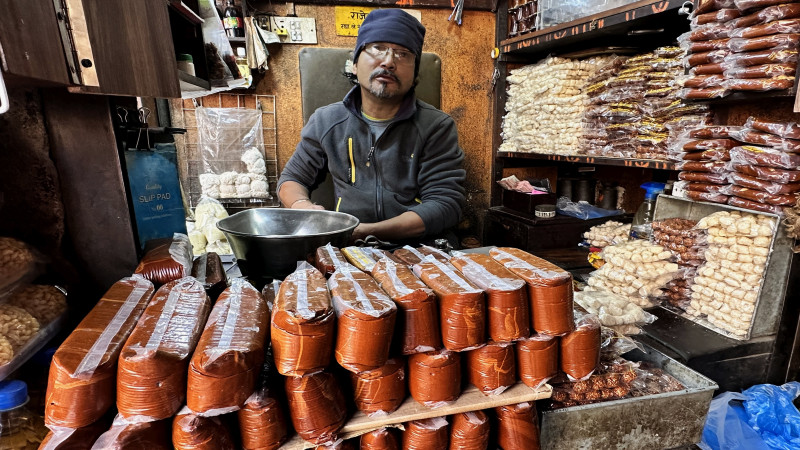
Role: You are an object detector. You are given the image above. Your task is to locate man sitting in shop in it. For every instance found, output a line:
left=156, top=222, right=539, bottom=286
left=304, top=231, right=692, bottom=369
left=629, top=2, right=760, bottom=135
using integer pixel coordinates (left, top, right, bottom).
left=277, top=8, right=466, bottom=246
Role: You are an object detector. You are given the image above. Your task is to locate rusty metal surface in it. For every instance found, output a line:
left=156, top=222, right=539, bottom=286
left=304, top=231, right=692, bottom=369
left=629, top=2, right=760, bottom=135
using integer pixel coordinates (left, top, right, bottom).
left=540, top=344, right=718, bottom=450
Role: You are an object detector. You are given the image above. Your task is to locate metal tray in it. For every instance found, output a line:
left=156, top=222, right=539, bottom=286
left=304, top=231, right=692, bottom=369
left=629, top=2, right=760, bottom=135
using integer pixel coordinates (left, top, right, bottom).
left=651, top=195, right=791, bottom=340
left=540, top=343, right=718, bottom=449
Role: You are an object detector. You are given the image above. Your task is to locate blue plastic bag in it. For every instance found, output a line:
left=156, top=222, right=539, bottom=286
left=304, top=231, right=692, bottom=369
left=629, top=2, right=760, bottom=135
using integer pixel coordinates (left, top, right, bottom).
left=700, top=382, right=800, bottom=450
left=555, top=197, right=623, bottom=220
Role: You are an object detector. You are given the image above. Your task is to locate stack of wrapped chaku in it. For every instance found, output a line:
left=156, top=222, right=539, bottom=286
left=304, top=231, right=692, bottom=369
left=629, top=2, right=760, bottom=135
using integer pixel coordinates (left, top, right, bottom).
left=41, top=234, right=277, bottom=450
left=678, top=0, right=800, bottom=98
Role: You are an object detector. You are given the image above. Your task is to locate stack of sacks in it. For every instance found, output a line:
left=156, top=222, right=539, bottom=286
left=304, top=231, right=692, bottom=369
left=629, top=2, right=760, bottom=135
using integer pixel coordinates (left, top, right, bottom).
left=45, top=277, right=154, bottom=432
left=134, top=233, right=194, bottom=286
left=186, top=279, right=268, bottom=415
left=116, top=278, right=211, bottom=424
left=672, top=125, right=741, bottom=205
left=190, top=196, right=232, bottom=256
left=688, top=211, right=774, bottom=338
left=678, top=0, right=800, bottom=98
left=499, top=56, right=615, bottom=155
left=728, top=117, right=800, bottom=214
left=651, top=218, right=707, bottom=311
left=271, top=263, right=345, bottom=445
left=585, top=240, right=680, bottom=307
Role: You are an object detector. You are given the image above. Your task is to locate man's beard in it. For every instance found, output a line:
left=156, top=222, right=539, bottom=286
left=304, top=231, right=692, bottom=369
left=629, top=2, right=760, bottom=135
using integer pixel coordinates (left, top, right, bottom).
left=366, top=69, right=401, bottom=99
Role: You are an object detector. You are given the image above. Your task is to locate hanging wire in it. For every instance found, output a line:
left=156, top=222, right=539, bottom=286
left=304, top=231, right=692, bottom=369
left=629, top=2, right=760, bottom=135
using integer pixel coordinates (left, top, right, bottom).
left=449, top=0, right=465, bottom=25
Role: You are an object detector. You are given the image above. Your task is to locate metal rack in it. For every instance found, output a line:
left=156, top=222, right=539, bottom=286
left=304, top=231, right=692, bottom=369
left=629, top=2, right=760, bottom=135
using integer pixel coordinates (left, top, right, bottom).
left=179, top=93, right=279, bottom=210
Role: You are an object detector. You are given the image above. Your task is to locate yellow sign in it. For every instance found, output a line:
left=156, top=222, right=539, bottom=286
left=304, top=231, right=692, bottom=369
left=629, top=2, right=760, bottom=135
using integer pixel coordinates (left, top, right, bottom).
left=335, top=6, right=375, bottom=36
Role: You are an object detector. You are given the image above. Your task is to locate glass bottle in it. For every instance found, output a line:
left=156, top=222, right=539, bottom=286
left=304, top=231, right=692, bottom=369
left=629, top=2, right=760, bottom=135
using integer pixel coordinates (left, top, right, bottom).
left=223, top=0, right=245, bottom=38
left=0, top=381, right=47, bottom=449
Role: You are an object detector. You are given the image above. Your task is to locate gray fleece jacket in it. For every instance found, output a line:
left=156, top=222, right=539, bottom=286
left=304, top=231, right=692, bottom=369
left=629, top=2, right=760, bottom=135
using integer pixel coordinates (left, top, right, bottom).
left=278, top=86, right=466, bottom=238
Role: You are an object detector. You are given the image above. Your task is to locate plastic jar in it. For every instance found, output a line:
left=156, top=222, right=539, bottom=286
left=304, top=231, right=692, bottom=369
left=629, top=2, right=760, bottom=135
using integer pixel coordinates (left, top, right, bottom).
left=0, top=380, right=47, bottom=449
left=177, top=53, right=196, bottom=76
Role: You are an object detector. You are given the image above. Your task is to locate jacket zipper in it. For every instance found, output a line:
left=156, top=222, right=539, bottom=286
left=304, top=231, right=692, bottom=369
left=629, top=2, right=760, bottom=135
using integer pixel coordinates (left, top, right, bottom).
left=348, top=137, right=356, bottom=185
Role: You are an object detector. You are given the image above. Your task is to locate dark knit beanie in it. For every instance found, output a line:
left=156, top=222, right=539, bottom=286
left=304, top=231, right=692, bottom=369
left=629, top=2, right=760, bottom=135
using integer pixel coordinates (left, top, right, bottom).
left=354, top=9, right=426, bottom=75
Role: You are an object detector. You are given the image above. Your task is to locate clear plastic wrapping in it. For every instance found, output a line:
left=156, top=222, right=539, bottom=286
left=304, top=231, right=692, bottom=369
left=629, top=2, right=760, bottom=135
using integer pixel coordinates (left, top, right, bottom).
left=195, top=107, right=268, bottom=200
left=684, top=49, right=730, bottom=68
left=449, top=253, right=530, bottom=343
left=350, top=357, right=406, bottom=416
left=732, top=162, right=800, bottom=182
left=728, top=33, right=800, bottom=52
left=271, top=263, right=335, bottom=377
left=685, top=182, right=733, bottom=194
left=730, top=128, right=800, bottom=150
left=573, top=290, right=657, bottom=329
left=402, top=417, right=449, bottom=450
left=370, top=258, right=441, bottom=355
left=731, top=170, right=800, bottom=194
left=679, top=171, right=730, bottom=183
left=237, top=388, right=289, bottom=450
left=688, top=125, right=742, bottom=139
left=726, top=76, right=795, bottom=91
left=516, top=334, right=558, bottom=389
left=449, top=411, right=490, bottom=450
left=0, top=237, right=39, bottom=300
left=723, top=48, right=798, bottom=66
left=730, top=19, right=800, bottom=38
left=172, top=408, right=236, bottom=450
left=689, top=23, right=734, bottom=41
left=730, top=145, right=800, bottom=169
left=91, top=415, right=172, bottom=450
left=678, top=87, right=730, bottom=99
left=341, top=246, right=382, bottom=274
left=489, top=247, right=575, bottom=336
left=134, top=233, right=193, bottom=286
left=682, top=138, right=739, bottom=151
left=45, top=276, right=154, bottom=428
left=730, top=185, right=798, bottom=204
left=329, top=267, right=397, bottom=372
left=186, top=278, right=268, bottom=415
left=692, top=8, right=741, bottom=25
left=285, top=371, right=347, bottom=445
left=724, top=62, right=796, bottom=78
left=414, top=259, right=485, bottom=352
left=495, top=402, right=541, bottom=450
left=690, top=63, right=726, bottom=74
left=728, top=195, right=788, bottom=214
left=730, top=3, right=800, bottom=29
left=686, top=191, right=731, bottom=203
left=361, top=428, right=400, bottom=449
left=560, top=313, right=601, bottom=381
left=680, top=149, right=731, bottom=161
left=314, top=244, right=348, bottom=277
left=745, top=116, right=800, bottom=139
left=466, top=342, right=516, bottom=395
left=191, top=252, right=227, bottom=302
left=735, top=0, right=796, bottom=12
left=117, top=277, right=211, bottom=422
left=676, top=160, right=730, bottom=173
left=679, top=75, right=727, bottom=88
left=408, top=349, right=461, bottom=407
left=40, top=420, right=112, bottom=450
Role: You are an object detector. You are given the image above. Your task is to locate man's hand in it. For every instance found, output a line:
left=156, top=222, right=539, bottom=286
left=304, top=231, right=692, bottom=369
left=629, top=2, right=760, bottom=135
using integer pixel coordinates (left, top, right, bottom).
left=279, top=181, right=325, bottom=210
left=290, top=199, right=325, bottom=210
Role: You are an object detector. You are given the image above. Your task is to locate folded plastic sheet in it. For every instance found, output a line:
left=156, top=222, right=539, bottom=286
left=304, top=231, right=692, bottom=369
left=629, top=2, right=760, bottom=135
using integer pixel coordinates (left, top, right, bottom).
left=187, top=278, right=268, bottom=414
left=360, top=427, right=401, bottom=449
left=408, top=349, right=461, bottom=407
left=40, top=411, right=113, bottom=450
left=134, top=233, right=193, bottom=286
left=516, top=334, right=559, bottom=389
left=450, top=252, right=530, bottom=343
left=495, top=402, right=541, bottom=450
left=449, top=411, right=490, bottom=450
left=271, top=263, right=334, bottom=377
left=261, top=279, right=280, bottom=312
left=351, top=357, right=406, bottom=415
left=91, top=415, right=172, bottom=449
left=285, top=371, right=348, bottom=445
left=45, top=276, right=154, bottom=428
left=489, top=247, right=575, bottom=336
left=370, top=257, right=441, bottom=354
left=238, top=389, right=289, bottom=450
left=315, top=243, right=348, bottom=277
left=172, top=409, right=236, bottom=450
left=118, top=277, right=211, bottom=421
left=329, top=267, right=397, bottom=373
left=402, top=417, right=449, bottom=450
left=414, top=258, right=485, bottom=352
left=560, top=313, right=602, bottom=381
left=191, top=252, right=227, bottom=302
left=466, top=342, right=516, bottom=395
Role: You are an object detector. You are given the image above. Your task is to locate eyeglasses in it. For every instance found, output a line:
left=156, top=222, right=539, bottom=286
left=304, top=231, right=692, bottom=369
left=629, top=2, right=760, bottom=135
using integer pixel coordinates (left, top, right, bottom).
left=362, top=43, right=415, bottom=65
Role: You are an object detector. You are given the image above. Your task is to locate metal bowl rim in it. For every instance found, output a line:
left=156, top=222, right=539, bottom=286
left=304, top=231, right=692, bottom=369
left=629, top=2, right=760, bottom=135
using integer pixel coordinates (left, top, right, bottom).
left=215, top=208, right=359, bottom=239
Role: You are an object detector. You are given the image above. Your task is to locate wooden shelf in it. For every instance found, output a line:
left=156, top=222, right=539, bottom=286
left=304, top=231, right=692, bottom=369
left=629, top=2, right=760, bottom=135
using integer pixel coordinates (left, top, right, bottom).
left=281, top=382, right=551, bottom=449
left=178, top=70, right=210, bottom=92
left=500, top=0, right=688, bottom=57
left=168, top=0, right=204, bottom=24
left=497, top=151, right=676, bottom=170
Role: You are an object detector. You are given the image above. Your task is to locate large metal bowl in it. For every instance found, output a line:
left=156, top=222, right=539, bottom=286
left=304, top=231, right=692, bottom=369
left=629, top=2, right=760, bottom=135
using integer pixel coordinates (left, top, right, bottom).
left=217, top=208, right=359, bottom=281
